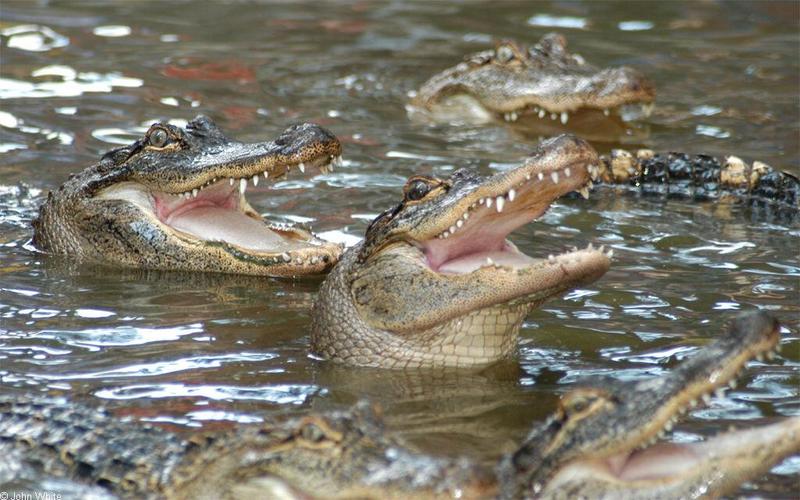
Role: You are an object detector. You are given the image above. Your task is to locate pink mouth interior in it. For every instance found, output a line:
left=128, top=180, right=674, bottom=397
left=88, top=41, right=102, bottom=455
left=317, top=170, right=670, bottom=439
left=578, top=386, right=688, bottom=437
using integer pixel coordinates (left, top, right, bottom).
left=421, top=186, right=552, bottom=274
left=153, top=180, right=303, bottom=252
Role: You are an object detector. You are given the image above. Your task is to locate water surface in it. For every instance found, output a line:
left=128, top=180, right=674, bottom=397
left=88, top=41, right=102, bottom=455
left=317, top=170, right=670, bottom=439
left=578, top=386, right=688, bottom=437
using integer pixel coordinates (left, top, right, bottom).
left=1, top=1, right=798, bottom=497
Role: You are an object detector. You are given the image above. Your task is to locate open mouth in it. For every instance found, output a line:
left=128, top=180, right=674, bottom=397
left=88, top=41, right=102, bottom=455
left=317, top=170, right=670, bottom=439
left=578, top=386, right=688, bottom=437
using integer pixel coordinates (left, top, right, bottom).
left=419, top=155, right=606, bottom=275
left=554, top=314, right=784, bottom=488
left=96, top=152, right=343, bottom=260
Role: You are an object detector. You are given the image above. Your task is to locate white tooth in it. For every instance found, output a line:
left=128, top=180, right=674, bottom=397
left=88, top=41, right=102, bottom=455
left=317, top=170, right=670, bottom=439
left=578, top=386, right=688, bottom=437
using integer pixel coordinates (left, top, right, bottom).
left=664, top=421, right=673, bottom=431
left=550, top=113, right=557, bottom=120
left=526, top=173, right=531, bottom=181
left=756, top=353, right=764, bottom=362
left=462, top=212, right=469, bottom=220
left=579, top=187, right=590, bottom=199
left=192, top=188, right=198, bottom=198
left=486, top=257, right=494, bottom=266
left=510, top=112, right=518, bottom=121
left=239, top=178, right=247, bottom=194
left=282, top=252, right=291, bottom=262
left=486, top=197, right=493, bottom=208
left=729, top=379, right=737, bottom=389
left=565, top=168, right=571, bottom=177
left=495, top=196, right=505, bottom=212
left=504, top=113, right=510, bottom=121
left=560, top=112, right=568, bottom=124
left=310, top=256, right=318, bottom=264
left=538, top=109, right=546, bottom=118
left=551, top=172, right=559, bottom=183
left=479, top=198, right=486, bottom=206
left=298, top=162, right=306, bottom=173
left=702, top=393, right=712, bottom=404
left=264, top=171, right=269, bottom=179
left=449, top=225, right=457, bottom=234
left=689, top=399, right=698, bottom=408
left=337, top=155, right=344, bottom=166
left=508, top=189, right=516, bottom=201
left=229, top=178, right=235, bottom=186
left=537, top=172, right=544, bottom=181
left=603, top=108, right=610, bottom=116
left=252, top=175, right=259, bottom=187
left=607, top=249, right=614, bottom=258
left=766, top=351, right=775, bottom=360
left=548, top=254, right=555, bottom=262
left=456, top=220, right=463, bottom=228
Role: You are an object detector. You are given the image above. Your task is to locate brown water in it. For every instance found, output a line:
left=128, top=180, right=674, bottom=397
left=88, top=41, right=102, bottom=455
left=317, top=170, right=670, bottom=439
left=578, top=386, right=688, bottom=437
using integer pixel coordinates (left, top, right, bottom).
left=1, top=1, right=799, bottom=497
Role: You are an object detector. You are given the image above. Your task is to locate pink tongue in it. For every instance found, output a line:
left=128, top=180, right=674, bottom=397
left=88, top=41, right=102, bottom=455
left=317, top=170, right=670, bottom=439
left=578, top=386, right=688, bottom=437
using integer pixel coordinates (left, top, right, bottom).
left=169, top=206, right=300, bottom=252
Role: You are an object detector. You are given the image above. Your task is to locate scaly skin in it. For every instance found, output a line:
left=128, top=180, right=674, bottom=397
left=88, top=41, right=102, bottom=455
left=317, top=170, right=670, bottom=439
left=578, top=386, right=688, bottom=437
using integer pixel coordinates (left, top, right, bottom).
left=32, top=115, right=344, bottom=277
left=593, top=148, right=799, bottom=218
left=0, top=397, right=493, bottom=500
left=312, top=135, right=610, bottom=369
left=1, top=312, right=796, bottom=499
left=410, top=33, right=655, bottom=125
left=499, top=311, right=789, bottom=499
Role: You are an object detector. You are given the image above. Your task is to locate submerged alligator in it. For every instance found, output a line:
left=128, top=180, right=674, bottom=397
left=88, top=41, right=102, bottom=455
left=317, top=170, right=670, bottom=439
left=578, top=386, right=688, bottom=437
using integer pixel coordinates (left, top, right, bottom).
left=594, top=147, right=799, bottom=217
left=2, top=312, right=797, bottom=499
left=32, top=115, right=344, bottom=277
left=312, top=135, right=610, bottom=368
left=409, top=33, right=655, bottom=126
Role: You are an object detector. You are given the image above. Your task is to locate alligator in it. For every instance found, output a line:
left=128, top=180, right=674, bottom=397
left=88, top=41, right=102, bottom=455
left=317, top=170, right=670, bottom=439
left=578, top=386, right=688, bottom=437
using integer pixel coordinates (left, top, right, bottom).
left=593, top=147, right=799, bottom=218
left=1, top=311, right=797, bottom=499
left=409, top=33, right=655, bottom=127
left=32, top=115, right=344, bottom=277
left=311, top=134, right=611, bottom=369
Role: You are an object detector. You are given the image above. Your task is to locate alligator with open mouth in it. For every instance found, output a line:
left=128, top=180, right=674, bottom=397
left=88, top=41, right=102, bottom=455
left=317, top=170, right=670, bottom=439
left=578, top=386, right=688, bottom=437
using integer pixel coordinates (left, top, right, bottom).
left=409, top=33, right=655, bottom=127
left=1, top=312, right=796, bottom=498
left=311, top=134, right=611, bottom=369
left=32, top=115, right=344, bottom=277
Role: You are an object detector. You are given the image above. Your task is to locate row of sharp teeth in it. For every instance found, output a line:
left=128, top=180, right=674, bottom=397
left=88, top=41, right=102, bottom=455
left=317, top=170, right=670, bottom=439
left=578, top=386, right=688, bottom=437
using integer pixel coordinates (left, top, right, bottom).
left=501, top=103, right=655, bottom=123
left=502, top=107, right=612, bottom=124
left=478, top=243, right=615, bottom=270
left=436, top=164, right=599, bottom=239
left=639, top=342, right=782, bottom=449
left=277, top=251, right=325, bottom=266
left=174, top=155, right=344, bottom=199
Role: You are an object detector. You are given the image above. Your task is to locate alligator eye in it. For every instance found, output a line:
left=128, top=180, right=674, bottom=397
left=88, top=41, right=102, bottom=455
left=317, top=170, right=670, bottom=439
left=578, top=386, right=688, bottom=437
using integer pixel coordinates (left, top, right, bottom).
left=301, top=423, right=326, bottom=443
left=149, top=128, right=169, bottom=148
left=496, top=45, right=515, bottom=63
left=405, top=179, right=432, bottom=201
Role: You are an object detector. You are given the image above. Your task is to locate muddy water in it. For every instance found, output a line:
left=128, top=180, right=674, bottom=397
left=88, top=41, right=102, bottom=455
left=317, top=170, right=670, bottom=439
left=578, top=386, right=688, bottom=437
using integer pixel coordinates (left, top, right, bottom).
left=0, top=1, right=798, bottom=497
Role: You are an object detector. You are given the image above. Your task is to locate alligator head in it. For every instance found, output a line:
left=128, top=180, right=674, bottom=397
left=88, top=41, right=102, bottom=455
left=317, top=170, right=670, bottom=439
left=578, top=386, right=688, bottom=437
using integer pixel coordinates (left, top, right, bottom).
left=311, top=134, right=611, bottom=368
left=175, top=402, right=495, bottom=499
left=410, top=33, right=655, bottom=126
left=32, top=115, right=344, bottom=276
left=499, top=310, right=794, bottom=499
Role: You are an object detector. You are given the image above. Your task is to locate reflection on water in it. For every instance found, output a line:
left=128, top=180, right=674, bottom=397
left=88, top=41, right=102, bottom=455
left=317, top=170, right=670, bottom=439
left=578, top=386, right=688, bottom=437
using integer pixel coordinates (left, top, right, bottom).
left=0, top=0, right=798, bottom=496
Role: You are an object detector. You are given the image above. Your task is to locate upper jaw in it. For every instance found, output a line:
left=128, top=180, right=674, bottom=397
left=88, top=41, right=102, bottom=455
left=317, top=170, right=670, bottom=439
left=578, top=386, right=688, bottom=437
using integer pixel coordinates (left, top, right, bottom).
left=417, top=135, right=601, bottom=272
left=137, top=133, right=343, bottom=196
